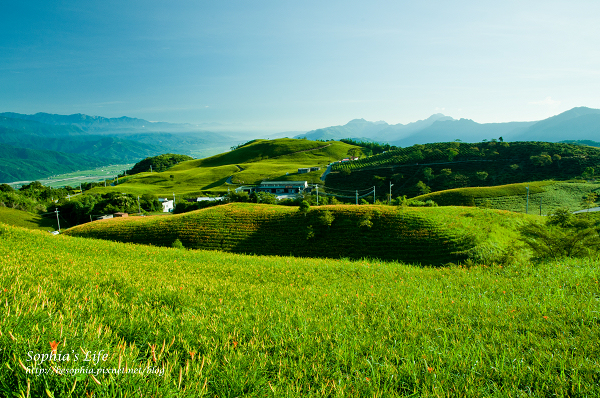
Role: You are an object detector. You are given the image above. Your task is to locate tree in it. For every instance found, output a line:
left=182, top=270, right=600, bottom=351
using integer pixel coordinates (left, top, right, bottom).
left=583, top=192, right=598, bottom=211
left=519, top=208, right=600, bottom=260
left=415, top=181, right=431, bottom=195
left=530, top=153, right=552, bottom=167
left=448, top=148, right=458, bottom=162
left=582, top=167, right=595, bottom=180
left=0, top=184, right=14, bottom=192
left=423, top=167, right=434, bottom=182
left=347, top=148, right=360, bottom=158
left=299, top=200, right=310, bottom=216
left=476, top=171, right=488, bottom=181
left=250, top=192, right=277, bottom=204
left=319, top=210, right=335, bottom=229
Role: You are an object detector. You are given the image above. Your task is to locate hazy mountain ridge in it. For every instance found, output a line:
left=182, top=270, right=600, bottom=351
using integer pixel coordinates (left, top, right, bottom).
left=0, top=144, right=110, bottom=182
left=0, top=114, right=236, bottom=182
left=295, top=107, right=600, bottom=145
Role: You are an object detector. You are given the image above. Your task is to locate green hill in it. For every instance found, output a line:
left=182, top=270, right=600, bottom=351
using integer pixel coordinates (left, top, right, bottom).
left=64, top=202, right=532, bottom=265
left=326, top=141, right=600, bottom=198
left=0, top=207, right=56, bottom=230
left=89, top=138, right=358, bottom=196
left=413, top=181, right=600, bottom=214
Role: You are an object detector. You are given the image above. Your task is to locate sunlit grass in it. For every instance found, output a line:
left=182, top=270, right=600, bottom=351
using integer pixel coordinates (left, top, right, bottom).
left=1, top=223, right=599, bottom=396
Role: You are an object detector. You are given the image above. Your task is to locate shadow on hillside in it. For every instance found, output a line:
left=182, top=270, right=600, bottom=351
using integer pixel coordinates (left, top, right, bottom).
left=206, top=207, right=475, bottom=266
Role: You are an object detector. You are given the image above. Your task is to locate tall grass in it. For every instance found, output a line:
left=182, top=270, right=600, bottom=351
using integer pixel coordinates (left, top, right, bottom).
left=1, top=223, right=599, bottom=396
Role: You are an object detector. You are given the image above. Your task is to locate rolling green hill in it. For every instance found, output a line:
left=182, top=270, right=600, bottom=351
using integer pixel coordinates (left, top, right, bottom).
left=0, top=207, right=56, bottom=230
left=88, top=138, right=358, bottom=196
left=64, top=202, right=532, bottom=265
left=413, top=181, right=600, bottom=213
left=326, top=141, right=600, bottom=198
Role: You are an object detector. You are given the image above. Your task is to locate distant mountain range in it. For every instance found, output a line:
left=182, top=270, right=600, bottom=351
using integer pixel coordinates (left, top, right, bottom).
left=295, top=107, right=600, bottom=146
left=3, top=107, right=600, bottom=183
left=0, top=112, right=247, bottom=183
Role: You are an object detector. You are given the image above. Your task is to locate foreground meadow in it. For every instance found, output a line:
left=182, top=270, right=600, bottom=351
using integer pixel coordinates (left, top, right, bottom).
left=0, top=223, right=599, bottom=397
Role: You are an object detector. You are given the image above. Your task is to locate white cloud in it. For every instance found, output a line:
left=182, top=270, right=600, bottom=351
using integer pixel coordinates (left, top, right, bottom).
left=529, top=97, right=561, bottom=105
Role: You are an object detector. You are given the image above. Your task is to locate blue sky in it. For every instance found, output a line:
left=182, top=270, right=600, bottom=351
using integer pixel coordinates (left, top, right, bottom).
left=1, top=0, right=599, bottom=131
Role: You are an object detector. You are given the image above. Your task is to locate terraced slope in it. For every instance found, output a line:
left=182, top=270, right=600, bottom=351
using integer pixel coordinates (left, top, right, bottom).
left=64, top=203, right=531, bottom=265
left=414, top=181, right=600, bottom=214
left=326, top=141, right=600, bottom=198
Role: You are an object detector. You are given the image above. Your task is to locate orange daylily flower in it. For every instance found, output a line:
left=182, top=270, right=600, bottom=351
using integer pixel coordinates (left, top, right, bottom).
left=49, top=341, right=60, bottom=355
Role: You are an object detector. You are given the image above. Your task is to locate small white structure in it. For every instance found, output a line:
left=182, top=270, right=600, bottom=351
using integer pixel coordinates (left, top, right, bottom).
left=160, top=199, right=174, bottom=213
left=196, top=197, right=224, bottom=202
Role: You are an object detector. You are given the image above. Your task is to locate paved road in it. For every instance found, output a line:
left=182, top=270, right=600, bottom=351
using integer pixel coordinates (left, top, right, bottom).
left=573, top=206, right=600, bottom=214
left=320, top=164, right=332, bottom=181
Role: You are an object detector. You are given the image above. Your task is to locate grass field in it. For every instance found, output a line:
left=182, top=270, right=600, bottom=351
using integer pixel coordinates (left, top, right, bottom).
left=1, top=223, right=599, bottom=397
left=0, top=207, right=56, bottom=231
left=85, top=139, right=356, bottom=196
left=414, top=181, right=600, bottom=214
left=64, top=203, right=535, bottom=265
left=7, top=164, right=134, bottom=189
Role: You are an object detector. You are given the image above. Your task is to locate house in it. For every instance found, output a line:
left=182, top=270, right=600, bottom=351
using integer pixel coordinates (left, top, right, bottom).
left=255, top=181, right=308, bottom=194
left=298, top=168, right=310, bottom=174
left=113, top=212, right=129, bottom=217
left=160, top=200, right=174, bottom=213
left=95, top=214, right=114, bottom=221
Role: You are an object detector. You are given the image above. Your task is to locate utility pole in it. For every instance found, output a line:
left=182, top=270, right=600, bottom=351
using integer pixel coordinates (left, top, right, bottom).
left=526, top=185, right=529, bottom=214
left=316, top=185, right=319, bottom=206
left=116, top=175, right=119, bottom=184
left=173, top=193, right=176, bottom=211
left=356, top=190, right=358, bottom=205
left=373, top=186, right=376, bottom=204
left=137, top=195, right=141, bottom=214
left=55, top=208, right=61, bottom=232
left=389, top=181, right=394, bottom=205
left=104, top=180, right=107, bottom=187
left=150, top=165, right=153, bottom=173
left=539, top=197, right=542, bottom=216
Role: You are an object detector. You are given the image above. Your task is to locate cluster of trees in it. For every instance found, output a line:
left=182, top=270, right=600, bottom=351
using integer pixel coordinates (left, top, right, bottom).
left=126, top=154, right=194, bottom=175
left=57, top=193, right=160, bottom=227
left=0, top=182, right=76, bottom=213
left=340, top=139, right=398, bottom=156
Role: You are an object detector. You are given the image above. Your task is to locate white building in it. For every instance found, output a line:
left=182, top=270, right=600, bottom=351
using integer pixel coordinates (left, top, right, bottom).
left=160, top=199, right=174, bottom=213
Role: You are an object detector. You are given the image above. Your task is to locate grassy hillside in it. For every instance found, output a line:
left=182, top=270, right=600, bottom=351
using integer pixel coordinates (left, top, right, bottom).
left=64, top=203, right=533, bottom=265
left=2, top=223, right=599, bottom=396
left=326, top=141, right=600, bottom=198
left=88, top=138, right=358, bottom=196
left=0, top=207, right=56, bottom=230
left=414, top=181, right=600, bottom=213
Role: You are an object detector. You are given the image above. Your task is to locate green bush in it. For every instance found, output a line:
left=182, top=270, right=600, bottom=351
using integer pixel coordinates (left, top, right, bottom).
left=172, top=238, right=184, bottom=249
left=519, top=208, right=600, bottom=260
